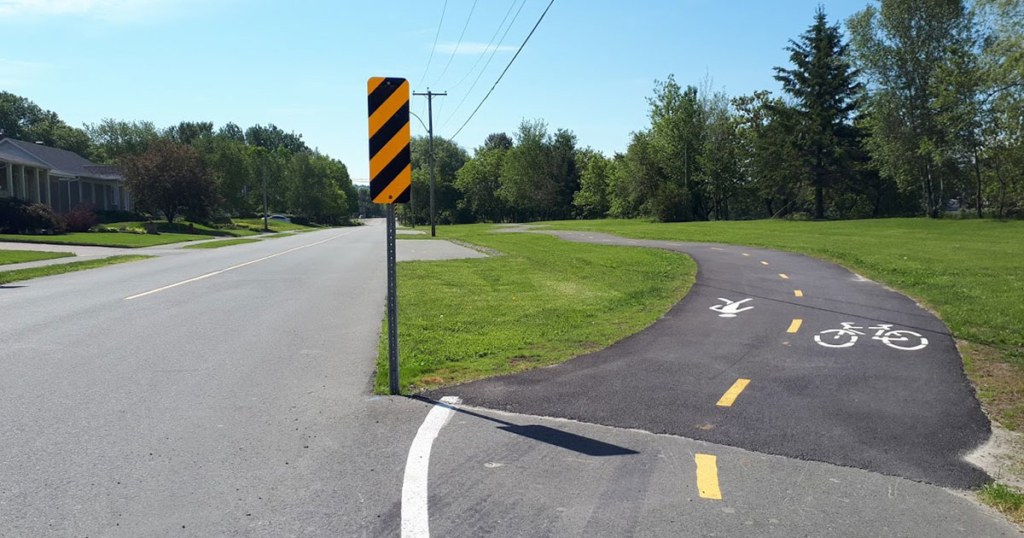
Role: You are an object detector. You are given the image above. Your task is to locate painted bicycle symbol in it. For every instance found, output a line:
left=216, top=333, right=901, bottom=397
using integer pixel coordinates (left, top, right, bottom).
left=814, top=322, right=929, bottom=351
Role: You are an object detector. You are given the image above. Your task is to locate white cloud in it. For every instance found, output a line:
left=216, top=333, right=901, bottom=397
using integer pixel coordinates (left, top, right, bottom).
left=0, top=0, right=208, bottom=22
left=435, top=42, right=516, bottom=55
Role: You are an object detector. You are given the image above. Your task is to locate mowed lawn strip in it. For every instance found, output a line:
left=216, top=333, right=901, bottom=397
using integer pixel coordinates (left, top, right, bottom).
left=538, top=218, right=1024, bottom=429
left=0, top=232, right=211, bottom=248
left=375, top=224, right=695, bottom=394
left=233, top=218, right=320, bottom=233
left=181, top=238, right=262, bottom=249
left=0, top=250, right=74, bottom=266
left=0, top=255, right=154, bottom=285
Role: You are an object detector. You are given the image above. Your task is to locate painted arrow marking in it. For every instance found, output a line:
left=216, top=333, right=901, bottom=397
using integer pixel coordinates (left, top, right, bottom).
left=710, top=298, right=754, bottom=318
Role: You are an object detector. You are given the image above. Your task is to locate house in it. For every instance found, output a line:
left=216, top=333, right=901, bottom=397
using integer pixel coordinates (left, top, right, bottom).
left=0, top=138, right=130, bottom=213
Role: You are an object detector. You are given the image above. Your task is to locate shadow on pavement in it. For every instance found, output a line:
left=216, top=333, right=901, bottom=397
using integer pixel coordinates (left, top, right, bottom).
left=410, top=395, right=638, bottom=457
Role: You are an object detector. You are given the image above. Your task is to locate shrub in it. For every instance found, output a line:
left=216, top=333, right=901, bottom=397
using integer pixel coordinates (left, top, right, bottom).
left=0, top=198, right=65, bottom=234
left=94, top=209, right=142, bottom=224
left=290, top=215, right=311, bottom=226
left=66, top=203, right=98, bottom=233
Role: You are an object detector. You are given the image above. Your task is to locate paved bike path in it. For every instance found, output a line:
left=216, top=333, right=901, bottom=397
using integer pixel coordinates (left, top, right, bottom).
left=427, top=231, right=991, bottom=488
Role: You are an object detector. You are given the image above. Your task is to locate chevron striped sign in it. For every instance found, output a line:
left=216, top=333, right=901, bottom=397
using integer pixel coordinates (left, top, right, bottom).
left=367, top=77, right=411, bottom=204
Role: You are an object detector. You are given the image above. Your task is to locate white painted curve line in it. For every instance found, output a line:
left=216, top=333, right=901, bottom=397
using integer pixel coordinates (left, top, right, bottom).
left=124, top=231, right=353, bottom=300
left=403, top=396, right=461, bottom=538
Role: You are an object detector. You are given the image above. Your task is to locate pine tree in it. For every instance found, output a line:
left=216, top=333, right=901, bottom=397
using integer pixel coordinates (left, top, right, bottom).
left=774, top=7, right=862, bottom=219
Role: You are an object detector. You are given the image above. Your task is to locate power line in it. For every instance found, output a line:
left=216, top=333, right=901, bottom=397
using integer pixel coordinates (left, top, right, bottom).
left=450, top=0, right=555, bottom=140
left=442, top=0, right=528, bottom=129
left=431, top=0, right=479, bottom=87
left=448, top=0, right=518, bottom=92
left=416, top=0, right=448, bottom=89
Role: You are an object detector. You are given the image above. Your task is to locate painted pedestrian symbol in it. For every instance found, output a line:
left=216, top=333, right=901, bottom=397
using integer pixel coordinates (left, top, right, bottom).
left=814, top=322, right=929, bottom=351
left=710, top=298, right=754, bottom=318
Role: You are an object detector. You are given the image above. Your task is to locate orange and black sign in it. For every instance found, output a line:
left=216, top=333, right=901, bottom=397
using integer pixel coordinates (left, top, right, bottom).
left=367, top=77, right=411, bottom=204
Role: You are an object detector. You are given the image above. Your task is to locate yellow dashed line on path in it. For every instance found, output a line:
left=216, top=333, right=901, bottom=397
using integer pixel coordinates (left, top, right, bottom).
left=695, top=454, right=722, bottom=500
left=760, top=261, right=769, bottom=266
left=779, top=273, right=789, bottom=280
left=787, top=319, right=803, bottom=333
left=716, top=379, right=751, bottom=407
left=794, top=290, right=804, bottom=297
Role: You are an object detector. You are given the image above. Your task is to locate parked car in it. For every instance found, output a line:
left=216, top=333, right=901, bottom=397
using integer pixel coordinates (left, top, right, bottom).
left=268, top=215, right=291, bottom=223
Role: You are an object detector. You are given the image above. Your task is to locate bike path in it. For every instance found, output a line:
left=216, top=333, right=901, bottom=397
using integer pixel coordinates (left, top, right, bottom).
left=427, top=231, right=991, bottom=488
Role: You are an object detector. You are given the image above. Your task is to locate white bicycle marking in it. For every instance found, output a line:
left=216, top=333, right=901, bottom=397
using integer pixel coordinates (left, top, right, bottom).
left=814, top=322, right=929, bottom=351
left=710, top=298, right=754, bottom=318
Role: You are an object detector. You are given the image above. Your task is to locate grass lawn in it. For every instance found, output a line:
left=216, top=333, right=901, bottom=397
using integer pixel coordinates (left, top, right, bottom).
left=234, top=218, right=319, bottom=233
left=0, top=250, right=74, bottom=266
left=0, top=255, right=153, bottom=285
left=0, top=232, right=210, bottom=248
left=375, top=224, right=696, bottom=394
left=105, top=220, right=261, bottom=237
left=181, top=238, right=262, bottom=249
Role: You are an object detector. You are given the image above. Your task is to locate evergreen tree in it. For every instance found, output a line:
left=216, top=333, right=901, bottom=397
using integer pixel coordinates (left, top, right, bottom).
left=775, top=7, right=862, bottom=219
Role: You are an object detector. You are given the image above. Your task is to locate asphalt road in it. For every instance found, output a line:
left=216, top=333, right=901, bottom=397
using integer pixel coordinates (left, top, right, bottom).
left=1, top=223, right=431, bottom=537
left=428, top=230, right=992, bottom=489
left=1, top=223, right=1015, bottom=537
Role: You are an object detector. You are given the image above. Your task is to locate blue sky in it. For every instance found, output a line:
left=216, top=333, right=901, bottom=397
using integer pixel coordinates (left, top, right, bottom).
left=0, top=0, right=870, bottom=183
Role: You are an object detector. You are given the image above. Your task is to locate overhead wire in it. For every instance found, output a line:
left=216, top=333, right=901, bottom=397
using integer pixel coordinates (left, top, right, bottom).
left=448, top=0, right=519, bottom=92
left=441, top=0, right=528, bottom=129
left=431, top=0, right=479, bottom=87
left=416, top=0, right=448, bottom=89
left=449, top=0, right=555, bottom=140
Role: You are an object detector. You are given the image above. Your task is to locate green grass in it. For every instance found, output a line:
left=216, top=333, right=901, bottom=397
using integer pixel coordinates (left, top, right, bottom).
left=0, top=250, right=74, bottom=266
left=234, top=218, right=320, bottom=233
left=0, top=255, right=153, bottom=285
left=105, top=220, right=260, bottom=237
left=0, top=232, right=210, bottom=248
left=536, top=218, right=1024, bottom=427
left=181, top=238, right=262, bottom=249
left=980, top=483, right=1024, bottom=524
left=375, top=224, right=696, bottom=394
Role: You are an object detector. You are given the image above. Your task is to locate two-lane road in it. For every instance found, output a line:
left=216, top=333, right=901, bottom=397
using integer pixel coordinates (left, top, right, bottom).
left=1, top=222, right=431, bottom=537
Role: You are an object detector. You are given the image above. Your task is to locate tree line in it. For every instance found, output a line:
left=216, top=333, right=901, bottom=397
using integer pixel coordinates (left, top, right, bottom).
left=0, top=94, right=358, bottom=224
left=402, top=0, right=1023, bottom=224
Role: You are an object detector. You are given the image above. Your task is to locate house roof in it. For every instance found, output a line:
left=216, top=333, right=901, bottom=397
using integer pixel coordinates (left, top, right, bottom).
left=0, top=138, right=122, bottom=181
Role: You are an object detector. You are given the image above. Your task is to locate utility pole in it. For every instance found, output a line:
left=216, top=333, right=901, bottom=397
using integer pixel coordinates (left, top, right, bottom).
left=261, top=158, right=269, bottom=232
left=413, top=90, right=446, bottom=237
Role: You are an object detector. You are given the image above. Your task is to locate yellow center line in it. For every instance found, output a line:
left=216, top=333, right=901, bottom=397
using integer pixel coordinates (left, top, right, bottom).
left=787, top=319, right=803, bottom=333
left=695, top=454, right=722, bottom=500
left=124, top=231, right=353, bottom=300
left=716, top=378, right=751, bottom=407
left=779, top=273, right=789, bottom=280
left=760, top=261, right=769, bottom=266
left=794, top=290, right=803, bottom=297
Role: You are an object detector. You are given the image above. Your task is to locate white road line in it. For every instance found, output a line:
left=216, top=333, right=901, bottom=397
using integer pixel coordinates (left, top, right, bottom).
left=124, top=231, right=353, bottom=300
left=403, top=396, right=461, bottom=538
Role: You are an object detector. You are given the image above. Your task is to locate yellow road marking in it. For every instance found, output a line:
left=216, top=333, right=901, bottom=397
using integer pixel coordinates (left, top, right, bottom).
left=695, top=454, right=722, bottom=500
left=794, top=290, right=803, bottom=297
left=787, top=319, right=803, bottom=333
left=779, top=273, right=789, bottom=280
left=716, top=379, right=751, bottom=407
left=124, top=232, right=352, bottom=300
left=760, top=261, right=769, bottom=266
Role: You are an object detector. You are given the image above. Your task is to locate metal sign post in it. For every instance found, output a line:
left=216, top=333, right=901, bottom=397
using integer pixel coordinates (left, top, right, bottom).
left=368, top=76, right=411, bottom=395
left=385, top=204, right=400, bottom=394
